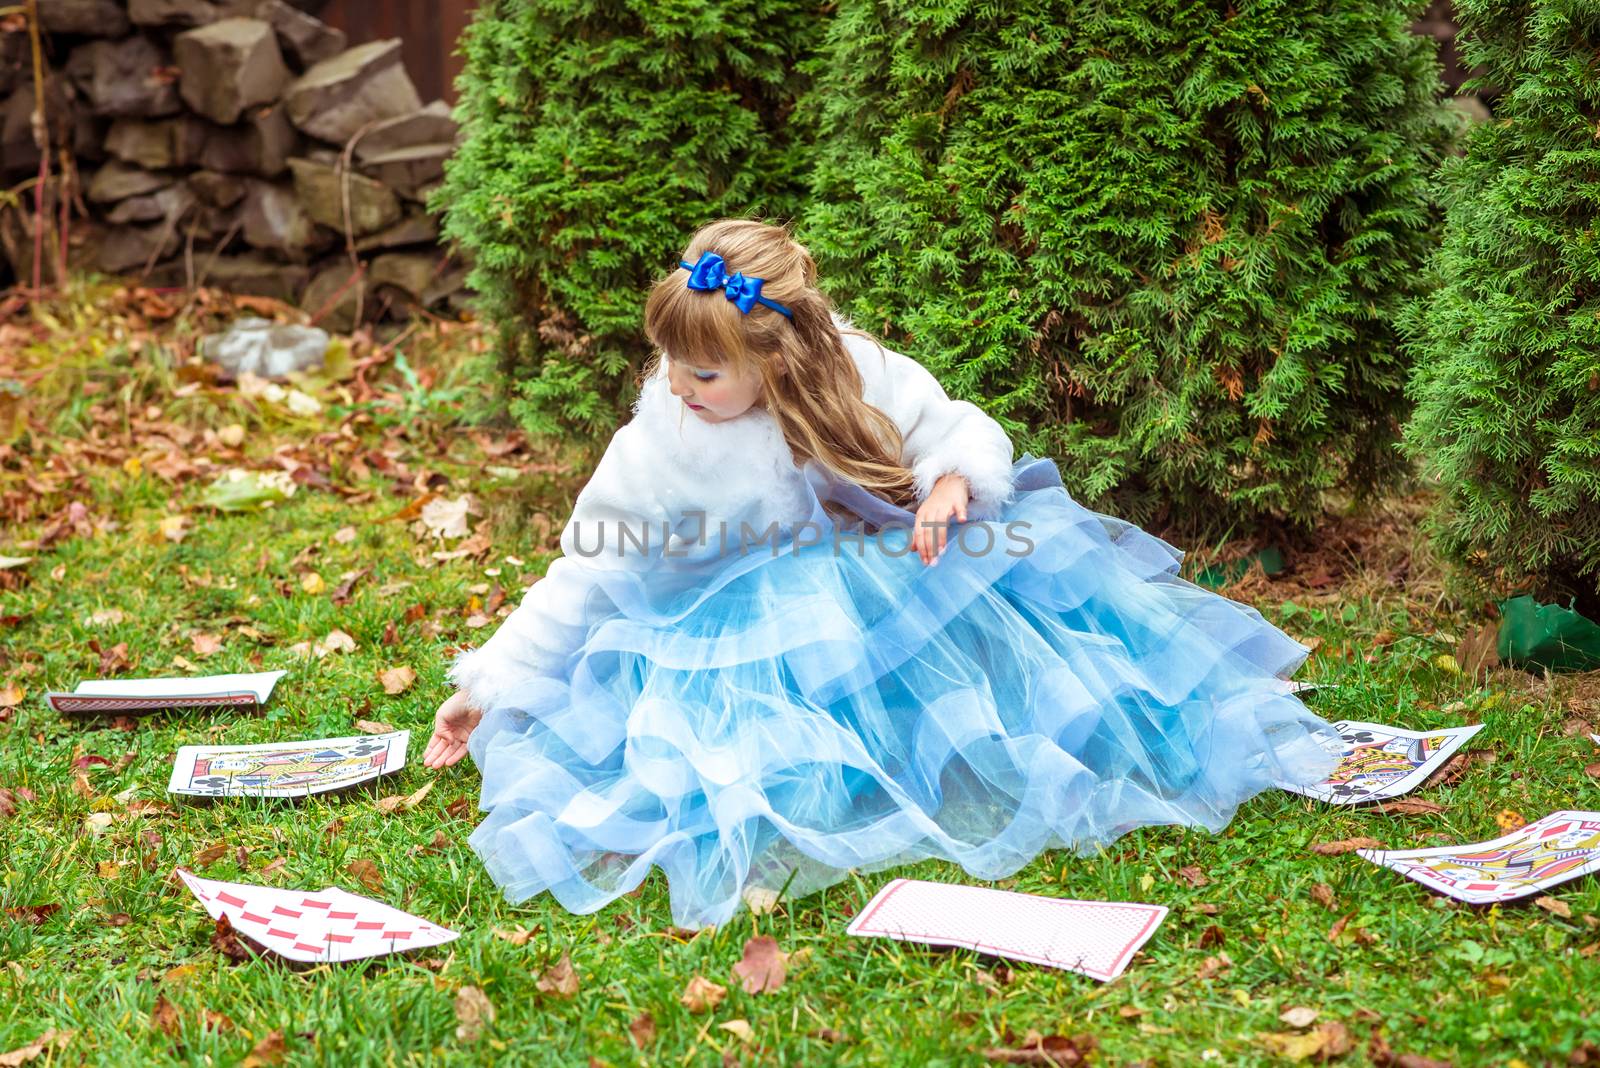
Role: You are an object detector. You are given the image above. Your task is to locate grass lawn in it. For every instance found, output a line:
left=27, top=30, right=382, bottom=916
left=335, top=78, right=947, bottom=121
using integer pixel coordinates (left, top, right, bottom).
left=2, top=281, right=1598, bottom=1067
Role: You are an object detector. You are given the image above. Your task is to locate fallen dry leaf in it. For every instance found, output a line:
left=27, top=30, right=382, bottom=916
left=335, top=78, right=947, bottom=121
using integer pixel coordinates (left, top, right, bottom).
left=742, top=885, right=780, bottom=916
left=354, top=719, right=397, bottom=735
left=1495, top=809, right=1527, bottom=832
left=454, top=986, right=495, bottom=1043
left=535, top=952, right=580, bottom=998
left=719, top=1019, right=754, bottom=1043
left=211, top=915, right=254, bottom=963
left=375, top=780, right=435, bottom=815
left=190, top=632, right=223, bottom=657
left=1278, top=1006, right=1319, bottom=1028
left=379, top=665, right=417, bottom=695
left=299, top=572, right=326, bottom=595
left=345, top=858, right=383, bottom=894
left=1367, top=1025, right=1453, bottom=1068
left=6, top=905, right=60, bottom=926
left=980, top=1030, right=1097, bottom=1065
left=1369, top=798, right=1446, bottom=816
left=1310, top=883, right=1338, bottom=910
left=192, top=841, right=229, bottom=866
left=149, top=994, right=181, bottom=1035
left=629, top=1012, right=656, bottom=1049
left=1535, top=896, right=1573, bottom=919
left=492, top=925, right=540, bottom=946
left=1195, top=952, right=1232, bottom=980
left=0, top=685, right=23, bottom=708
left=732, top=935, right=787, bottom=994
left=0, top=1029, right=74, bottom=1067
left=680, top=975, right=727, bottom=1013
left=239, top=1027, right=285, bottom=1067
left=1176, top=865, right=1209, bottom=888
left=419, top=496, right=473, bottom=541
left=334, top=526, right=357, bottom=544
left=1310, top=838, right=1382, bottom=856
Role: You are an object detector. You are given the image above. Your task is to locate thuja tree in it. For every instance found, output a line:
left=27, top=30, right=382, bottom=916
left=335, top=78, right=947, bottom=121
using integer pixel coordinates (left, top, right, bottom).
left=802, top=0, right=1454, bottom=529
left=1403, top=0, right=1600, bottom=613
left=433, top=1, right=822, bottom=443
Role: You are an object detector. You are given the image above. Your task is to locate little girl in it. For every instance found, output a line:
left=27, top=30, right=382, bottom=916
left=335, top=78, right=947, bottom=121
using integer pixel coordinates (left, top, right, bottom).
left=423, top=218, right=1339, bottom=929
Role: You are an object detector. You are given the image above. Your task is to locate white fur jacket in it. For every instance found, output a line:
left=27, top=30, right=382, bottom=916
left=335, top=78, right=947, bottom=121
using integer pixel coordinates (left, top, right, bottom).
left=448, top=313, right=1017, bottom=711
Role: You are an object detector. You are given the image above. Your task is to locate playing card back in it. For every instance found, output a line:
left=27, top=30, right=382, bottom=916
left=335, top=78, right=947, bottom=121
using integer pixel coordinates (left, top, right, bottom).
left=177, top=869, right=458, bottom=963
left=845, top=878, right=1167, bottom=981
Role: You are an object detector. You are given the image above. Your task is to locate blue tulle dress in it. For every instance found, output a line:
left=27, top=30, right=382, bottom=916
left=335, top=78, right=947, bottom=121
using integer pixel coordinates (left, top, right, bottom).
left=465, top=454, right=1341, bottom=928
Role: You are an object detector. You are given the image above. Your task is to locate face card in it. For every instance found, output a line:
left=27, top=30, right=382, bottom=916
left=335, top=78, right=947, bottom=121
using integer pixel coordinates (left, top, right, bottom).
left=1358, top=811, right=1600, bottom=904
left=177, top=869, right=458, bottom=963
left=1276, top=719, right=1484, bottom=805
left=47, top=670, right=287, bottom=715
left=167, top=731, right=409, bottom=798
left=845, top=878, right=1167, bottom=982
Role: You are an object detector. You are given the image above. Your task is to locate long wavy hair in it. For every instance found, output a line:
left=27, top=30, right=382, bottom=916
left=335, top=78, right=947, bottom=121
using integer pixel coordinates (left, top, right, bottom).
left=641, top=218, right=920, bottom=510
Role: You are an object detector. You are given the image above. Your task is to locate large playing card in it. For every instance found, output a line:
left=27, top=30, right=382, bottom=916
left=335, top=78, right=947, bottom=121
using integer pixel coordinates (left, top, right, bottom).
left=47, top=670, right=286, bottom=715
left=1276, top=719, right=1484, bottom=805
left=167, top=731, right=409, bottom=798
left=845, top=878, right=1167, bottom=982
left=176, top=869, right=458, bottom=963
left=1359, top=811, right=1600, bottom=904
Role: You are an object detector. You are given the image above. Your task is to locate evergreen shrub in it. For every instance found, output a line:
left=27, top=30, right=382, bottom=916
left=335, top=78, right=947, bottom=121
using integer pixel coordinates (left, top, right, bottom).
left=1402, top=0, right=1600, bottom=614
left=802, top=0, right=1455, bottom=529
left=433, top=0, right=822, bottom=444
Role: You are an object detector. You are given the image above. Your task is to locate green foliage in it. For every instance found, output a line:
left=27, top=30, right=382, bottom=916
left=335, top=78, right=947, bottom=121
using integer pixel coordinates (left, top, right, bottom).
left=801, top=0, right=1455, bottom=530
left=1401, top=0, right=1600, bottom=613
left=431, top=0, right=823, bottom=446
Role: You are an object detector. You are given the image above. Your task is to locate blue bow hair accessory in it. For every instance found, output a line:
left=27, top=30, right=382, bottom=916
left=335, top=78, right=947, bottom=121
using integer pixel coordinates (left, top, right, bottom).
left=679, top=251, right=794, bottom=319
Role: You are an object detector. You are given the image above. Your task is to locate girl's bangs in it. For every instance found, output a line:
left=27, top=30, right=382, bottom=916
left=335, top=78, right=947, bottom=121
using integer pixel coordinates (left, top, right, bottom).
left=646, top=284, right=752, bottom=371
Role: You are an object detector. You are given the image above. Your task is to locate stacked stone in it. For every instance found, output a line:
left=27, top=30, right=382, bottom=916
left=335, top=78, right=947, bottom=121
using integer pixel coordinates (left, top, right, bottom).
left=0, top=0, right=467, bottom=328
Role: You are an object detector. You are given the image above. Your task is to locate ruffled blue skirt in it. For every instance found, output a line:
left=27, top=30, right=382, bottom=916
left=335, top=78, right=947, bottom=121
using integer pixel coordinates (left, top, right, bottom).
left=466, top=455, right=1340, bottom=928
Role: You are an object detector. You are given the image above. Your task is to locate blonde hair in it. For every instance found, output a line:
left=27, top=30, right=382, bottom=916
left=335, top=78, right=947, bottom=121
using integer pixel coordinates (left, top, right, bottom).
left=642, top=217, right=919, bottom=511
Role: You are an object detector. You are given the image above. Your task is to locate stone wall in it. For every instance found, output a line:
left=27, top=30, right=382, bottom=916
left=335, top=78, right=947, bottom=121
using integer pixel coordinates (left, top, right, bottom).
left=0, top=0, right=467, bottom=330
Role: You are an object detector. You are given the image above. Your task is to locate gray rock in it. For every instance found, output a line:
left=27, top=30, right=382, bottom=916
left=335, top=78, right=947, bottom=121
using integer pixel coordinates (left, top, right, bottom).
left=0, top=33, right=25, bottom=99
left=39, top=0, right=133, bottom=37
left=64, top=38, right=183, bottom=119
left=105, top=183, right=196, bottom=225
left=1, top=77, right=74, bottom=179
left=240, top=177, right=331, bottom=258
left=423, top=264, right=470, bottom=308
left=369, top=251, right=439, bottom=301
left=254, top=0, right=346, bottom=69
left=188, top=169, right=249, bottom=208
left=283, top=39, right=421, bottom=146
left=87, top=160, right=175, bottom=204
left=299, top=258, right=369, bottom=332
left=129, top=0, right=226, bottom=27
left=358, top=142, right=450, bottom=201
left=97, top=222, right=183, bottom=273
left=287, top=156, right=400, bottom=236
left=202, top=316, right=330, bottom=378
left=199, top=251, right=309, bottom=300
left=175, top=18, right=290, bottom=125
left=353, top=211, right=439, bottom=253
left=354, top=100, right=457, bottom=160
left=105, top=114, right=210, bottom=170
left=198, top=100, right=298, bottom=176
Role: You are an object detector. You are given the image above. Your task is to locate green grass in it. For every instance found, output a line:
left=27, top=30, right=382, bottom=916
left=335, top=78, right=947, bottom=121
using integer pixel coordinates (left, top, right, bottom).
left=2, top=283, right=1599, bottom=1066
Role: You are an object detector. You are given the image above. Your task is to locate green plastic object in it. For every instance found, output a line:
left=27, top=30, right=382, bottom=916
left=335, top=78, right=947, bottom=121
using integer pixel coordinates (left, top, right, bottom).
left=1196, top=546, right=1286, bottom=590
left=1496, top=595, right=1600, bottom=673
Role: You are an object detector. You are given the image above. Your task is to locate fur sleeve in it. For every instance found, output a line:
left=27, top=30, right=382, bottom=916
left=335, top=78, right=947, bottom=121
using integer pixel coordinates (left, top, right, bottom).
left=843, top=327, right=1017, bottom=521
left=447, top=417, right=669, bottom=712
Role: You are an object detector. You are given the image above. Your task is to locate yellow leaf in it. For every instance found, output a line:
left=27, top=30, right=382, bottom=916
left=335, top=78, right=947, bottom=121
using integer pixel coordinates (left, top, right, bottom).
left=0, top=685, right=23, bottom=708
left=123, top=456, right=142, bottom=477
left=300, top=572, right=326, bottom=595
left=1139, top=873, right=1155, bottom=893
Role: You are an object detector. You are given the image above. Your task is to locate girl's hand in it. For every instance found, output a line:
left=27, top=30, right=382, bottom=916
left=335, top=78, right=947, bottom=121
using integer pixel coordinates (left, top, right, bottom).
left=912, top=473, right=970, bottom=566
left=423, top=690, right=484, bottom=770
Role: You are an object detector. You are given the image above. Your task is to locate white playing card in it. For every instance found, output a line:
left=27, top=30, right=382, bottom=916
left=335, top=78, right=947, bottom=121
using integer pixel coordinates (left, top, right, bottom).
left=1358, top=811, right=1600, bottom=904
left=47, top=670, right=287, bottom=714
left=1276, top=719, right=1484, bottom=805
left=167, top=732, right=409, bottom=798
left=845, top=878, right=1167, bottom=982
left=177, top=869, right=458, bottom=963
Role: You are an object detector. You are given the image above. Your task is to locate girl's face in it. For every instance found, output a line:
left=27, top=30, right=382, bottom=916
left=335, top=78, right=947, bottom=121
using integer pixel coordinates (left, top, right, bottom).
left=665, top=353, right=768, bottom=423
